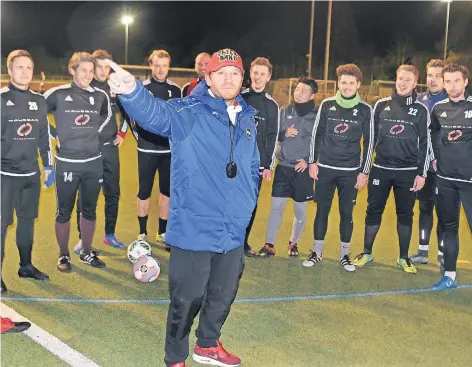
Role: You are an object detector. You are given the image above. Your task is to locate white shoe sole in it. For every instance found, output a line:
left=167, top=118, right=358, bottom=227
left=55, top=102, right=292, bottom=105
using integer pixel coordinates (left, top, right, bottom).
left=192, top=353, right=240, bottom=366
left=342, top=264, right=356, bottom=272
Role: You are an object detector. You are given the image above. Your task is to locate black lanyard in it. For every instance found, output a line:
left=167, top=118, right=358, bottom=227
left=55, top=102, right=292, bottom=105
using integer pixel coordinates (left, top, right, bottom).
left=226, top=122, right=237, bottom=179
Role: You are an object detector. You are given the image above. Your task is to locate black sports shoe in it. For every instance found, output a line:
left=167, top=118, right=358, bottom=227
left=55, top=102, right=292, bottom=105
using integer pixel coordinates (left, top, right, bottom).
left=18, top=264, right=50, bottom=280
left=79, top=251, right=106, bottom=268
left=1, top=279, right=7, bottom=294
left=302, top=251, right=323, bottom=268
left=288, top=241, right=299, bottom=257
left=57, top=255, right=72, bottom=272
left=244, top=244, right=258, bottom=258
left=258, top=243, right=276, bottom=258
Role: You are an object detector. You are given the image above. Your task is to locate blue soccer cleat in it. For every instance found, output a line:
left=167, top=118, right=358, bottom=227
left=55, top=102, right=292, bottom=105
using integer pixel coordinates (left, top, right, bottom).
left=432, top=276, right=458, bottom=291
left=104, top=234, right=125, bottom=249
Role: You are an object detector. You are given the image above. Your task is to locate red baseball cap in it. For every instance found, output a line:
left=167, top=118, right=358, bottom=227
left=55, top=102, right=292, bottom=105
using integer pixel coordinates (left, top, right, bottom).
left=207, top=48, right=244, bottom=73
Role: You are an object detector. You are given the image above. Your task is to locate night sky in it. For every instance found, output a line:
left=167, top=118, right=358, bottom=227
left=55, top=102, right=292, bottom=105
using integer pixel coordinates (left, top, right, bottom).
left=2, top=1, right=472, bottom=75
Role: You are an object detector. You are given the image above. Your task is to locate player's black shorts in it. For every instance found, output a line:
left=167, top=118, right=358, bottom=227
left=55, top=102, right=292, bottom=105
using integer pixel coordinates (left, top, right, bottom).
left=137, top=151, right=171, bottom=199
left=271, top=164, right=314, bottom=202
left=55, top=158, right=103, bottom=223
left=1, top=173, right=40, bottom=226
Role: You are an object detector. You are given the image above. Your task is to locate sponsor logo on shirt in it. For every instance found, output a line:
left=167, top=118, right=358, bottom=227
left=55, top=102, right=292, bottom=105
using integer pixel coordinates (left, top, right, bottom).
left=389, top=124, right=405, bottom=135
left=334, top=123, right=349, bottom=134
left=17, top=123, right=33, bottom=137
left=75, top=114, right=91, bottom=126
left=447, top=129, right=462, bottom=141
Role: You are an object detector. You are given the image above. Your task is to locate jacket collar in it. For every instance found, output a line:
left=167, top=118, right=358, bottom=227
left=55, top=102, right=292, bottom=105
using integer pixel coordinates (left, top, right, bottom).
left=392, top=89, right=417, bottom=106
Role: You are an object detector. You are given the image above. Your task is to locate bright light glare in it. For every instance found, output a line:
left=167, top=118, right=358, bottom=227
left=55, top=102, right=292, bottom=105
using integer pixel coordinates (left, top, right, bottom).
left=121, top=15, right=134, bottom=25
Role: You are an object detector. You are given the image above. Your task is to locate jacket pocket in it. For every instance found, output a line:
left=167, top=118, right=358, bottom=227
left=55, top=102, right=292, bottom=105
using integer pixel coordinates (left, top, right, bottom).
left=172, top=175, right=190, bottom=208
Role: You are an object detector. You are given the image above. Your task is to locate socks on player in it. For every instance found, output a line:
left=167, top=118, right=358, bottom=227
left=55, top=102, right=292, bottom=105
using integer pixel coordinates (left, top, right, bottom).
left=340, top=241, right=350, bottom=259
left=158, top=218, right=167, bottom=235
left=55, top=221, right=71, bottom=255
left=444, top=271, right=456, bottom=280
left=138, top=215, right=148, bottom=235
left=290, top=201, right=307, bottom=243
left=314, top=240, right=324, bottom=256
left=363, top=224, right=380, bottom=254
left=80, top=217, right=96, bottom=253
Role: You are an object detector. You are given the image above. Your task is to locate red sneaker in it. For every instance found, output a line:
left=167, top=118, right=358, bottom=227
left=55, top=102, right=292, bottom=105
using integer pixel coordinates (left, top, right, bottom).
left=1, top=317, right=31, bottom=334
left=169, top=363, right=186, bottom=367
left=192, top=340, right=240, bottom=366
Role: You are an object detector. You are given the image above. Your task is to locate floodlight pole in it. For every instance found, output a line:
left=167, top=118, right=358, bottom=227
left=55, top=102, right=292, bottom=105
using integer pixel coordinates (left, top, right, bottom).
left=125, top=23, right=129, bottom=65
left=323, top=0, right=333, bottom=92
left=443, top=0, right=451, bottom=61
left=307, top=0, right=315, bottom=78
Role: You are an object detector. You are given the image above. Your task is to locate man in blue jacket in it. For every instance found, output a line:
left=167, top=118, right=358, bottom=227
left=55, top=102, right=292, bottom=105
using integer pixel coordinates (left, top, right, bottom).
left=411, top=59, right=448, bottom=266
left=108, top=49, right=259, bottom=367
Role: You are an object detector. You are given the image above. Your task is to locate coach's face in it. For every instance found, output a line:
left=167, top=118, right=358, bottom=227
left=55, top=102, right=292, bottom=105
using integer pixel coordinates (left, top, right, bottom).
left=444, top=71, right=468, bottom=100
left=396, top=70, right=417, bottom=97
left=206, top=66, right=243, bottom=102
left=70, top=61, right=94, bottom=89
left=8, top=56, right=33, bottom=89
left=95, top=59, right=111, bottom=82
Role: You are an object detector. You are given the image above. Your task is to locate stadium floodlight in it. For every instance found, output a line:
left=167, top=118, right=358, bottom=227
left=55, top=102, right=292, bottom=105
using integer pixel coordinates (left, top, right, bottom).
left=121, top=15, right=134, bottom=64
left=121, top=15, right=134, bottom=26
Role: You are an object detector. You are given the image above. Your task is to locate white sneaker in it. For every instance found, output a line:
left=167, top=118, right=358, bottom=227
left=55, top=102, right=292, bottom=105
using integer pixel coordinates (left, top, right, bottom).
left=73, top=239, right=82, bottom=254
left=340, top=255, right=356, bottom=272
left=302, top=251, right=323, bottom=267
left=137, top=233, right=147, bottom=241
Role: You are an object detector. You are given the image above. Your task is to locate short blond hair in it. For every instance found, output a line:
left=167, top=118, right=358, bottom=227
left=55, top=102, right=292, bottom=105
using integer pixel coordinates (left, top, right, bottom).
left=148, top=50, right=171, bottom=65
left=92, top=49, right=113, bottom=61
left=68, top=52, right=95, bottom=71
left=250, top=57, right=272, bottom=75
left=426, top=59, right=445, bottom=70
left=7, top=49, right=34, bottom=69
left=336, top=64, right=363, bottom=83
left=396, top=64, right=420, bottom=80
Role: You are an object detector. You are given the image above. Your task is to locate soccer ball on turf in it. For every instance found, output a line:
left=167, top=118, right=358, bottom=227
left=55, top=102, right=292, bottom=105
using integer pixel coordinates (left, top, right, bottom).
left=127, top=240, right=152, bottom=263
left=133, top=255, right=160, bottom=282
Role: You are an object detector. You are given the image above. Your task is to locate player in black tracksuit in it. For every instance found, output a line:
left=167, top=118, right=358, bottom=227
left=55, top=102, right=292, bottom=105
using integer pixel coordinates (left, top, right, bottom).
left=240, top=57, right=280, bottom=257
left=306, top=64, right=373, bottom=271
left=430, top=64, right=472, bottom=290
left=74, top=50, right=129, bottom=252
left=133, top=77, right=182, bottom=241
left=133, top=64, right=182, bottom=245
left=44, top=52, right=111, bottom=272
left=1, top=50, right=53, bottom=293
left=352, top=65, right=430, bottom=273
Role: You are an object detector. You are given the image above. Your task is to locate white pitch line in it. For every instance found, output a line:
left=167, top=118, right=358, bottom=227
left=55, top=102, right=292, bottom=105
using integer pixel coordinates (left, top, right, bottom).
left=1, top=302, right=101, bottom=367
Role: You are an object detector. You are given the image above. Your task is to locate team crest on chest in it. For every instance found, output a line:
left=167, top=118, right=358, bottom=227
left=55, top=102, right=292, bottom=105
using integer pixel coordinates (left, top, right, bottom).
left=245, top=128, right=252, bottom=139
left=89, top=96, right=95, bottom=105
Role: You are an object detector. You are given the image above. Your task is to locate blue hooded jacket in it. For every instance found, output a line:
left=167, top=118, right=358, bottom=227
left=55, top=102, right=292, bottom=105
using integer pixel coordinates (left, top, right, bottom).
left=119, top=80, right=260, bottom=253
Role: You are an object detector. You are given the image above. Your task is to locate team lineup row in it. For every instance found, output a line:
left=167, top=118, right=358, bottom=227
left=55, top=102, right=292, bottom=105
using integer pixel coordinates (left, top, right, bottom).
left=1, top=46, right=471, bottom=366
left=1, top=49, right=471, bottom=294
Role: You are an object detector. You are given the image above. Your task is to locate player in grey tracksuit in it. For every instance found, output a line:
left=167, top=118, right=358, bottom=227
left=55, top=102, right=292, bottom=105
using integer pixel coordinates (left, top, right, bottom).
left=258, top=78, right=318, bottom=258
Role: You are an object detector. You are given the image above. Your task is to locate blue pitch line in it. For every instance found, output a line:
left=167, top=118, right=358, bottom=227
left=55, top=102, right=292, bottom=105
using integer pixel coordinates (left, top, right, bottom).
left=2, top=284, right=472, bottom=304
